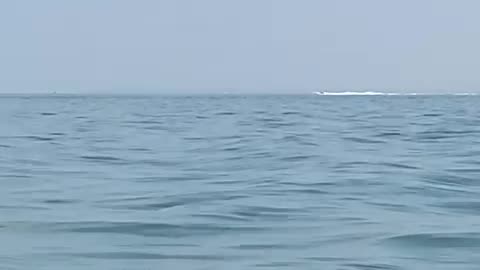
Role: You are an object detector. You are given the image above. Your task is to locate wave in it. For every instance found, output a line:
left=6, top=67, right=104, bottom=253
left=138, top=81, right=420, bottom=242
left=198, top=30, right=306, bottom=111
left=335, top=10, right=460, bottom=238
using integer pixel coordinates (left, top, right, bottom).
left=312, top=91, right=479, bottom=96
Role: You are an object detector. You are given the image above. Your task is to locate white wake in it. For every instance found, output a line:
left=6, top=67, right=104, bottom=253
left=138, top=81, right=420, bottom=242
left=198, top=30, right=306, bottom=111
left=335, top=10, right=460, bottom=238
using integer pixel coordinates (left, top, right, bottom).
left=312, top=91, right=478, bottom=96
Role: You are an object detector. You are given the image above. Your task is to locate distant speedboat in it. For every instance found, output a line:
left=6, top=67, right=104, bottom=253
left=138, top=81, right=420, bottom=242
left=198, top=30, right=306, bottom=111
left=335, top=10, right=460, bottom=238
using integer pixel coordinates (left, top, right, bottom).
left=313, top=91, right=325, bottom=95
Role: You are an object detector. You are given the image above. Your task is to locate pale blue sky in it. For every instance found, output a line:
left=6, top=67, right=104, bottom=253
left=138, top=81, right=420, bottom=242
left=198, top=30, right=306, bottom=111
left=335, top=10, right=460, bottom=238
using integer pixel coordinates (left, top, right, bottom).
left=1, top=0, right=479, bottom=93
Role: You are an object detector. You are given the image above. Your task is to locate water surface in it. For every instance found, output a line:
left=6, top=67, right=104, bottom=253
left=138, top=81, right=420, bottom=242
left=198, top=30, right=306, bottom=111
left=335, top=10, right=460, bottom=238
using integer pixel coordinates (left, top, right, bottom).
left=1, top=95, right=480, bottom=269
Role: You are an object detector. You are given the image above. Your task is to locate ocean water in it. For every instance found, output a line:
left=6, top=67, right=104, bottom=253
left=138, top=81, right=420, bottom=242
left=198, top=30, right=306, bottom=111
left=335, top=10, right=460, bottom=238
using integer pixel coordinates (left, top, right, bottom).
left=1, top=94, right=480, bottom=270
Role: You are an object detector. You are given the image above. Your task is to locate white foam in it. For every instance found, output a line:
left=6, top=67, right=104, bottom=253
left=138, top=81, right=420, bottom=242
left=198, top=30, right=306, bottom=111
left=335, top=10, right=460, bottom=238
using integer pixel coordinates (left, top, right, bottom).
left=313, top=91, right=401, bottom=96
left=312, top=91, right=479, bottom=96
left=323, top=91, right=387, bottom=96
left=453, top=93, right=479, bottom=96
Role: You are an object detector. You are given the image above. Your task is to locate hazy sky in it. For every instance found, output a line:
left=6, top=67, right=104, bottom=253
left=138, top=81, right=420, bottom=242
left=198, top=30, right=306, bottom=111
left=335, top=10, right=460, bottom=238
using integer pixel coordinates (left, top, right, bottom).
left=1, top=0, right=480, bottom=93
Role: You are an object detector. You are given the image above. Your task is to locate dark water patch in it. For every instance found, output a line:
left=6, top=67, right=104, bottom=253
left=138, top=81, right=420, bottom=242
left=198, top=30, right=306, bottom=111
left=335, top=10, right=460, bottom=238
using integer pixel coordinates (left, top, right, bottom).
left=383, top=232, right=480, bottom=248
left=124, top=120, right=163, bottom=125
left=135, top=174, right=217, bottom=182
left=343, top=137, right=385, bottom=144
left=281, top=134, right=309, bottom=141
left=440, top=130, right=477, bottom=135
left=283, top=188, right=329, bottom=195
left=19, top=135, right=54, bottom=141
left=414, top=134, right=451, bottom=141
left=183, top=136, right=205, bottom=141
left=48, top=132, right=65, bottom=136
left=336, top=216, right=369, bottom=222
left=423, top=173, right=478, bottom=187
left=258, top=117, right=294, bottom=128
left=280, top=181, right=336, bottom=188
left=215, top=111, right=236, bottom=116
left=209, top=179, right=247, bottom=185
left=334, top=161, right=370, bottom=167
left=217, top=135, right=244, bottom=140
left=138, top=243, right=198, bottom=248
left=0, top=174, right=31, bottom=179
left=141, top=160, right=183, bottom=167
left=281, top=111, right=300, bottom=115
left=230, top=243, right=297, bottom=250
left=63, top=252, right=236, bottom=261
left=0, top=205, right=49, bottom=210
left=98, top=193, right=246, bottom=211
left=253, top=110, right=267, bottom=114
left=339, top=196, right=365, bottom=202
left=98, top=195, right=152, bottom=203
left=423, top=113, right=442, bottom=117
left=366, top=201, right=413, bottom=212
left=379, top=162, right=419, bottom=170
left=222, top=146, right=242, bottom=152
left=117, top=201, right=184, bottom=211
left=342, top=263, right=401, bottom=270
left=255, top=261, right=306, bottom=268
left=52, top=222, right=265, bottom=237
left=40, top=112, right=57, bottom=116
left=304, top=256, right=344, bottom=262
left=374, top=132, right=403, bottom=137
left=74, top=127, right=93, bottom=133
left=278, top=154, right=317, bottom=162
left=445, top=168, right=480, bottom=174
left=43, top=199, right=78, bottom=205
left=316, top=232, right=380, bottom=245
left=264, top=122, right=295, bottom=128
left=415, top=130, right=476, bottom=141
left=452, top=153, right=480, bottom=161
left=436, top=201, right=480, bottom=215
left=299, top=140, right=319, bottom=146
left=102, top=193, right=248, bottom=211
left=128, top=147, right=150, bottom=152
left=143, top=125, right=168, bottom=131
left=80, top=155, right=125, bottom=163
left=191, top=214, right=250, bottom=222
left=232, top=205, right=304, bottom=219
left=403, top=184, right=472, bottom=198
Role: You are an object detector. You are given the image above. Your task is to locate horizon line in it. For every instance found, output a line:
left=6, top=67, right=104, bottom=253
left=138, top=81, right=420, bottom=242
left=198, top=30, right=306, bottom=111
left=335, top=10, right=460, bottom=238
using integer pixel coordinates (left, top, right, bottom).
left=0, top=91, right=479, bottom=96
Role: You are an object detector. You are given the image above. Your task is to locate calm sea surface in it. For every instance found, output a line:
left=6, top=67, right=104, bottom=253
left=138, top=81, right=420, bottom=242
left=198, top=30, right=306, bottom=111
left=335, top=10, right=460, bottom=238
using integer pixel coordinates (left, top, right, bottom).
left=1, top=95, right=480, bottom=269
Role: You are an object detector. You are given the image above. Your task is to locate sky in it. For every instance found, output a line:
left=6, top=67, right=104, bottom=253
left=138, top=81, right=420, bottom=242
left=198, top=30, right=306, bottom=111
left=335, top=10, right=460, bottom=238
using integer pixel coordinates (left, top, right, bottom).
left=1, top=0, right=480, bottom=94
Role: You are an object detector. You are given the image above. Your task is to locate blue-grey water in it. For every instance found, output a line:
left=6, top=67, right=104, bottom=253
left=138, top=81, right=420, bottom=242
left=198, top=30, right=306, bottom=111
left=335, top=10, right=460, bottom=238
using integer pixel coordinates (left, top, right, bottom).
left=1, top=95, right=480, bottom=270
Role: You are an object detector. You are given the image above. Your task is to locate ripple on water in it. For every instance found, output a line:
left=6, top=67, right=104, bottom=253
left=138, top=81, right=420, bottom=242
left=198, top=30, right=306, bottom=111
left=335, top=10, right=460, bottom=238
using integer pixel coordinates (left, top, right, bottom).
left=3, top=95, right=480, bottom=269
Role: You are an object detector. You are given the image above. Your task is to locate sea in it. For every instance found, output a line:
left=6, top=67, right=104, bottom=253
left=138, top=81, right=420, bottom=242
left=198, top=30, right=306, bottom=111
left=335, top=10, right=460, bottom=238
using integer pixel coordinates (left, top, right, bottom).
left=1, top=93, right=480, bottom=270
